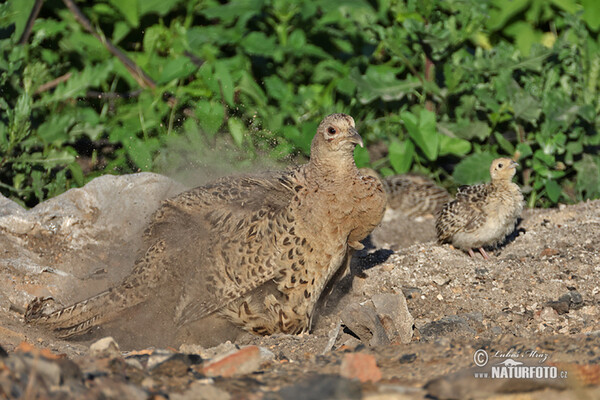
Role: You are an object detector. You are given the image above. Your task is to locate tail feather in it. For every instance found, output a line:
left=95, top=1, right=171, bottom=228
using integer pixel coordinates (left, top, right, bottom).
left=25, top=285, right=145, bottom=337
left=25, top=239, right=169, bottom=338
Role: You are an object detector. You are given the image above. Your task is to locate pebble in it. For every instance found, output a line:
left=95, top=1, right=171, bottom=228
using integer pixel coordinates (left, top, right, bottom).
left=276, top=374, right=362, bottom=399
left=170, top=381, right=231, bottom=400
left=340, top=302, right=390, bottom=346
left=201, top=345, right=274, bottom=378
left=89, top=337, right=121, bottom=358
left=371, top=293, right=414, bottom=344
left=538, top=306, right=560, bottom=322
left=340, top=353, right=382, bottom=383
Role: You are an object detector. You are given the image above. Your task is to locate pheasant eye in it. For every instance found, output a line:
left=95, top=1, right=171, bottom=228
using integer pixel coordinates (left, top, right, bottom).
left=498, top=163, right=503, bottom=168
left=327, top=127, right=337, bottom=135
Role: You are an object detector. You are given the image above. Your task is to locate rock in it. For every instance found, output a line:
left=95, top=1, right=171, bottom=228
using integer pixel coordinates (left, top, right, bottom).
left=89, top=337, right=121, bottom=358
left=7, top=353, right=62, bottom=389
left=425, top=360, right=569, bottom=400
left=274, top=374, right=362, bottom=400
left=340, top=302, right=390, bottom=347
left=179, top=341, right=238, bottom=360
left=398, top=353, right=417, bottom=364
left=149, top=353, right=201, bottom=377
left=432, top=275, right=451, bottom=286
left=201, top=345, right=274, bottom=378
left=400, top=287, right=422, bottom=299
left=539, top=248, right=560, bottom=257
left=545, top=290, right=583, bottom=315
left=545, top=300, right=570, bottom=315
left=371, top=293, right=414, bottom=344
left=538, top=307, right=560, bottom=322
left=0, top=173, right=184, bottom=316
left=340, top=353, right=382, bottom=383
left=418, top=315, right=476, bottom=341
left=171, top=381, right=231, bottom=400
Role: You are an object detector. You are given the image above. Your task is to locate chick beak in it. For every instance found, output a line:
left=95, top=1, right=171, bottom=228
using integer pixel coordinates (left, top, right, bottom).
left=348, top=127, right=364, bottom=148
left=511, top=160, right=519, bottom=168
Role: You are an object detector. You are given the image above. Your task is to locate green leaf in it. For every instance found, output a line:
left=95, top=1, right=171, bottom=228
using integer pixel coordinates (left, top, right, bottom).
left=240, top=32, right=277, bottom=57
left=40, top=63, right=113, bottom=106
left=126, top=137, right=153, bottom=170
left=453, top=120, right=491, bottom=141
left=139, top=0, right=183, bottom=16
left=69, top=163, right=84, bottom=186
left=108, top=0, right=139, bottom=27
left=227, top=117, right=245, bottom=147
left=438, top=135, right=471, bottom=156
left=452, top=153, right=498, bottom=185
left=544, top=179, right=561, bottom=203
left=195, top=100, right=224, bottom=135
left=582, top=0, right=600, bottom=31
left=353, top=146, right=370, bottom=168
left=9, top=0, right=36, bottom=40
left=214, top=62, right=235, bottom=106
left=388, top=140, right=415, bottom=174
left=516, top=143, right=533, bottom=159
left=157, top=58, right=196, bottom=84
left=401, top=109, right=439, bottom=161
left=356, top=66, right=421, bottom=104
left=493, top=132, right=515, bottom=155
left=264, top=75, right=291, bottom=102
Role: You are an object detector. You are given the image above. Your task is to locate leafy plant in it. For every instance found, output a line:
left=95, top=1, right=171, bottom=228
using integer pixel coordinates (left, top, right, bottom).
left=0, top=0, right=599, bottom=208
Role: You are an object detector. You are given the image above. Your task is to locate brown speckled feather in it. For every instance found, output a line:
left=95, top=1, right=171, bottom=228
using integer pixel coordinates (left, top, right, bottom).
left=360, top=169, right=449, bottom=217
left=26, top=113, right=386, bottom=338
left=436, top=158, right=523, bottom=258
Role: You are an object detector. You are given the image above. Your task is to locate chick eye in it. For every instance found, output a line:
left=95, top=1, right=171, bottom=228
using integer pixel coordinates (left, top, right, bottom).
left=498, top=163, right=503, bottom=168
left=327, top=127, right=337, bottom=135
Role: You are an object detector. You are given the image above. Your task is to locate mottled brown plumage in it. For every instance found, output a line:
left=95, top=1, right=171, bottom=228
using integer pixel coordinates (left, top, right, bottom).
left=26, top=113, right=386, bottom=341
left=360, top=168, right=450, bottom=217
left=435, top=158, right=523, bottom=259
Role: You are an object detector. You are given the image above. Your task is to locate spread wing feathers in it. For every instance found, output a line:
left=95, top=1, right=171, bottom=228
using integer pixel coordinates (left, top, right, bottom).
left=27, top=169, right=300, bottom=336
left=146, top=169, right=301, bottom=327
left=383, top=173, right=450, bottom=216
left=436, top=183, right=490, bottom=241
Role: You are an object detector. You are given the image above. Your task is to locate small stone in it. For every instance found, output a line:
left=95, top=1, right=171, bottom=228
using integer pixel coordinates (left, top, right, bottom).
left=340, top=302, right=390, bottom=347
left=419, top=315, right=476, bottom=341
left=170, top=381, right=231, bottom=400
left=539, top=306, right=560, bottom=322
left=401, top=287, right=422, bottom=299
left=371, top=293, right=414, bottom=344
left=340, top=353, right=382, bottom=383
left=180, top=341, right=237, bottom=360
left=202, top=345, right=274, bottom=378
left=432, top=275, right=451, bottom=286
left=125, top=358, right=144, bottom=370
left=149, top=354, right=200, bottom=377
left=546, top=300, right=570, bottom=314
left=89, top=337, right=120, bottom=358
left=539, top=248, right=560, bottom=257
left=277, top=374, right=362, bottom=400
left=398, top=353, right=417, bottom=364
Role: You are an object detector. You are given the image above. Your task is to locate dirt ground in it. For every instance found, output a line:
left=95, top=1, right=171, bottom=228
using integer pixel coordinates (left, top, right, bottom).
left=1, top=194, right=599, bottom=399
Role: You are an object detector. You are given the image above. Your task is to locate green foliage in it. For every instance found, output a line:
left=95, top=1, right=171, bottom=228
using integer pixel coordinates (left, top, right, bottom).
left=0, top=0, right=599, bottom=207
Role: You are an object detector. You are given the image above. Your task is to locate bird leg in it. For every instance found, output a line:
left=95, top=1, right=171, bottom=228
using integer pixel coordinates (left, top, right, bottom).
left=468, top=248, right=476, bottom=258
left=478, top=247, right=490, bottom=260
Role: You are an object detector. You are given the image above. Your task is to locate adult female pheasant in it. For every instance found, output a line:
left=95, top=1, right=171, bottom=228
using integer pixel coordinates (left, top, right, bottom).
left=26, top=114, right=386, bottom=345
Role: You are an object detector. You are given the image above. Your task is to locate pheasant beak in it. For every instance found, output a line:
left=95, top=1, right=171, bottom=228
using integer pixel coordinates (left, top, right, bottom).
left=510, top=160, right=519, bottom=168
left=347, top=127, right=364, bottom=148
